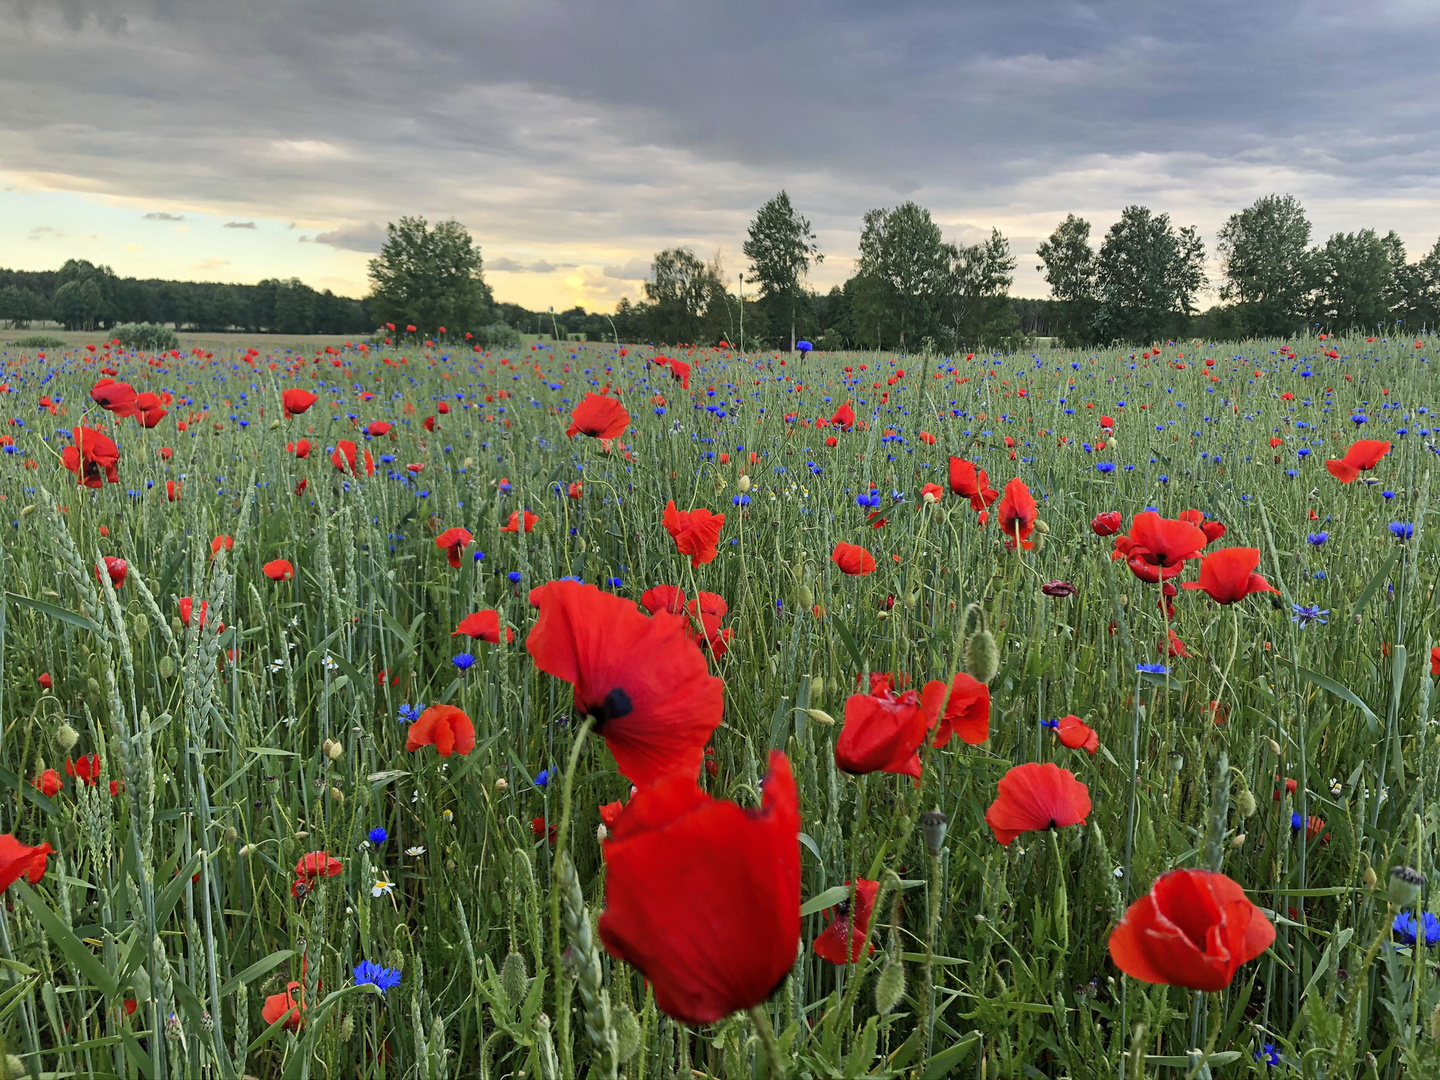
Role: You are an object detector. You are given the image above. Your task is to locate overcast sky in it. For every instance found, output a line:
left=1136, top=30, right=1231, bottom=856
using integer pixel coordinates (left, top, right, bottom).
left=3, top=0, right=1438, bottom=312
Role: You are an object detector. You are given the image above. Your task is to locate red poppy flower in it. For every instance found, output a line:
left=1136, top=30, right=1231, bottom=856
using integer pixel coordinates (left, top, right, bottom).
left=366, top=421, right=393, bottom=437
left=453, top=609, right=514, bottom=643
left=166, top=480, right=181, bottom=502
left=830, top=400, right=855, bottom=431
left=662, top=501, right=724, bottom=567
left=434, top=527, right=472, bottom=568
left=37, top=673, right=51, bottom=690
left=919, top=482, right=944, bottom=504
left=0, top=835, right=54, bottom=892
left=688, top=592, right=733, bottom=658
left=984, top=762, right=1091, bottom=845
left=99, top=556, right=128, bottom=588
left=287, top=439, right=311, bottom=459
left=66, top=754, right=101, bottom=785
left=61, top=426, right=120, bottom=488
left=330, top=440, right=375, bottom=477
left=835, top=681, right=944, bottom=781
left=33, top=769, right=62, bottom=797
left=526, top=580, right=723, bottom=786
left=930, top=672, right=990, bottom=747
left=500, top=510, right=538, bottom=533
left=1181, top=547, right=1278, bottom=605
left=263, top=559, right=295, bottom=581
left=262, top=982, right=305, bottom=1030
left=567, top=393, right=630, bottom=440
left=1091, top=510, right=1122, bottom=537
left=210, top=534, right=234, bottom=558
left=1178, top=509, right=1227, bottom=544
left=813, top=879, right=880, bottom=964
left=669, top=359, right=691, bottom=389
left=531, top=816, right=558, bottom=843
left=1431, top=646, right=1440, bottom=677
left=947, top=457, right=999, bottom=511
left=136, top=392, right=167, bottom=428
left=1112, top=512, right=1208, bottom=583
left=994, top=478, right=1038, bottom=549
left=406, top=704, right=476, bottom=757
left=830, top=541, right=876, bottom=576
left=599, top=799, right=626, bottom=828
left=640, top=585, right=687, bottom=615
left=91, top=378, right=140, bottom=418
left=1054, top=714, right=1099, bottom=754
left=282, top=388, right=318, bottom=418
left=1325, top=439, right=1391, bottom=483
left=598, top=750, right=800, bottom=1025
left=293, top=851, right=342, bottom=887
left=1108, top=868, right=1274, bottom=991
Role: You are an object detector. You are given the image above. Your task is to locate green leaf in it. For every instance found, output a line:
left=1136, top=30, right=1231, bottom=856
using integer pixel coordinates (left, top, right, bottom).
left=800, top=885, right=851, bottom=917
left=13, top=880, right=119, bottom=998
left=921, top=1032, right=980, bottom=1079
left=832, top=617, right=865, bottom=672
left=5, top=591, right=97, bottom=633
left=1348, top=548, right=1400, bottom=620
left=1297, top=666, right=1378, bottom=725
left=220, top=949, right=296, bottom=998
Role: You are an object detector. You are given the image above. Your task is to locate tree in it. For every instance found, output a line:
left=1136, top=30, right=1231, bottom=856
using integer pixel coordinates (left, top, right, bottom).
left=945, top=228, right=1018, bottom=348
left=0, top=285, right=44, bottom=329
left=856, top=202, right=950, bottom=350
left=1035, top=214, right=1097, bottom=346
left=643, top=247, right=723, bottom=344
left=1306, top=230, right=1396, bottom=331
left=1093, top=206, right=1206, bottom=344
left=743, top=191, right=822, bottom=350
left=1216, top=194, right=1311, bottom=337
left=274, top=279, right=318, bottom=335
left=1406, top=238, right=1440, bottom=328
left=367, top=216, right=493, bottom=333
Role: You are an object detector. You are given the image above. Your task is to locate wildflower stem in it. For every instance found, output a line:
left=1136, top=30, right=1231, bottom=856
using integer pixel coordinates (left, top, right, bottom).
left=920, top=847, right=944, bottom=1062
left=747, top=1003, right=786, bottom=1078
left=550, top=715, right=595, bottom=1080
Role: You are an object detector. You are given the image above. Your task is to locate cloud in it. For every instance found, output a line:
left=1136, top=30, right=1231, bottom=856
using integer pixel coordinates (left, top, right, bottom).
left=489, top=256, right=577, bottom=273
left=602, top=257, right=652, bottom=281
left=142, top=211, right=185, bottom=221
left=223, top=220, right=257, bottom=229
left=311, top=222, right=387, bottom=253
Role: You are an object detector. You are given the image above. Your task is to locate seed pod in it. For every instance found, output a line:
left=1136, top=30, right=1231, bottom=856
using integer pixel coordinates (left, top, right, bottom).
left=500, top=950, right=528, bottom=1006
left=1389, top=866, right=1425, bottom=907
left=920, top=809, right=949, bottom=856
left=158, top=656, right=175, bottom=679
left=1236, top=789, right=1258, bottom=817
left=965, top=629, right=1000, bottom=684
left=875, top=958, right=906, bottom=1015
left=54, top=723, right=79, bottom=752
left=614, top=1002, right=642, bottom=1063
left=132, top=613, right=150, bottom=639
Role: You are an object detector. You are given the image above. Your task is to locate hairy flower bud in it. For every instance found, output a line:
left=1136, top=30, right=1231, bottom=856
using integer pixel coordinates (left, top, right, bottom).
left=965, top=629, right=1000, bottom=684
left=874, top=958, right=906, bottom=1015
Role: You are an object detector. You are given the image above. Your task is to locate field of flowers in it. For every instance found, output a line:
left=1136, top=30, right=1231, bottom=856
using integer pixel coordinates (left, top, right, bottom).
left=0, top=330, right=1436, bottom=1078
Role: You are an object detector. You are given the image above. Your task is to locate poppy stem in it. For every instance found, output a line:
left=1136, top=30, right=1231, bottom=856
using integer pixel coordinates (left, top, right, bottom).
left=550, top=715, right=596, bottom=1079
left=747, top=1003, right=786, bottom=1078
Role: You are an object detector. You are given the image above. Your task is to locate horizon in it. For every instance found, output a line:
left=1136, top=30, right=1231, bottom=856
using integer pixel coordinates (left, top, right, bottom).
left=3, top=1, right=1439, bottom=315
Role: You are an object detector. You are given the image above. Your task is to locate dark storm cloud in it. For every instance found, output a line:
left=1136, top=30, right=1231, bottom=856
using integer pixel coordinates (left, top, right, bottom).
left=3, top=0, right=1439, bottom=298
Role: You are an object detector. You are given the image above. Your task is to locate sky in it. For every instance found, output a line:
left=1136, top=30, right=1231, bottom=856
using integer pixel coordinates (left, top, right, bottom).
left=3, top=0, right=1439, bottom=314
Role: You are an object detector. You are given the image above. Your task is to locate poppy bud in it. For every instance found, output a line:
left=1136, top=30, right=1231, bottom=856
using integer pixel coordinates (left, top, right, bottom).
left=20, top=505, right=34, bottom=517
left=965, top=629, right=1000, bottom=684
left=132, top=613, right=149, bottom=639
left=170, top=617, right=184, bottom=637
left=597, top=823, right=608, bottom=843
left=500, top=950, right=528, bottom=1006
left=1230, top=834, right=1246, bottom=848
left=920, top=809, right=949, bottom=856
left=875, top=957, right=906, bottom=1015
left=614, top=1003, right=642, bottom=1064
left=805, top=708, right=836, bottom=726
left=1267, top=739, right=1281, bottom=756
left=3, top=1055, right=23, bottom=1078
left=1389, top=866, right=1426, bottom=907
left=1362, top=866, right=1378, bottom=891
left=810, top=675, right=825, bottom=704
left=158, top=656, right=175, bottom=679
left=1430, top=1003, right=1440, bottom=1044
left=495, top=778, right=509, bottom=791
left=738, top=474, right=751, bottom=493
left=54, top=723, right=79, bottom=752
left=797, top=585, right=814, bottom=608
left=1236, top=789, right=1257, bottom=817
left=238, top=844, right=252, bottom=857
left=338, top=1013, right=355, bottom=1044
left=87, top=677, right=101, bottom=698
left=330, top=786, right=344, bottom=803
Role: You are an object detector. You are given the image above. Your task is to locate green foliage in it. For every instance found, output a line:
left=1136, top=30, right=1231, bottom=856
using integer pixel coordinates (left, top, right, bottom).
left=744, top=191, right=823, bottom=350
left=112, top=322, right=180, bottom=352
left=1093, top=205, right=1206, bottom=345
left=857, top=202, right=951, bottom=350
left=1217, top=193, right=1313, bottom=337
left=1036, top=213, right=1098, bottom=347
left=367, top=215, right=494, bottom=334
left=642, top=247, right=728, bottom=345
left=5, top=333, right=65, bottom=349
left=1307, top=228, right=1405, bottom=332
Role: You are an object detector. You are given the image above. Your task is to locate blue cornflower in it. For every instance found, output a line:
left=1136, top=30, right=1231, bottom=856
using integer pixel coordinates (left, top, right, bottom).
left=507, top=570, right=523, bottom=583
left=1306, top=532, right=1327, bottom=546
left=733, top=493, right=751, bottom=506
left=368, top=826, right=388, bottom=845
left=453, top=652, right=476, bottom=671
left=1254, top=1043, right=1280, bottom=1068
left=1136, top=663, right=1169, bottom=675
left=1382, top=490, right=1395, bottom=499
left=606, top=576, right=623, bottom=588
left=1392, top=910, right=1440, bottom=948
left=1039, top=718, right=1059, bottom=730
left=1390, top=522, right=1414, bottom=540
left=534, top=769, right=551, bottom=788
left=473, top=550, right=486, bottom=561
left=353, top=960, right=403, bottom=992
left=1352, top=413, right=1367, bottom=425
left=1095, top=462, right=1115, bottom=474
left=397, top=704, right=420, bottom=724
left=1291, top=604, right=1328, bottom=628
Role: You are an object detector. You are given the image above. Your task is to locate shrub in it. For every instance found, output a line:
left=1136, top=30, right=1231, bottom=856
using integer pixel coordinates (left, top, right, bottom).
left=7, top=334, right=65, bottom=349
left=112, top=322, right=180, bottom=352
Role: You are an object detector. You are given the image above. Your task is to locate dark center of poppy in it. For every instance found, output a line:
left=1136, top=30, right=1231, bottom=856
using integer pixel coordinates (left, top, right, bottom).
left=587, top=686, right=633, bottom=728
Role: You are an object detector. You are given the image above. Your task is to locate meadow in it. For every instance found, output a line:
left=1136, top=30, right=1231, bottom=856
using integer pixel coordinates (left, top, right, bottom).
left=0, top=329, right=1435, bottom=1079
